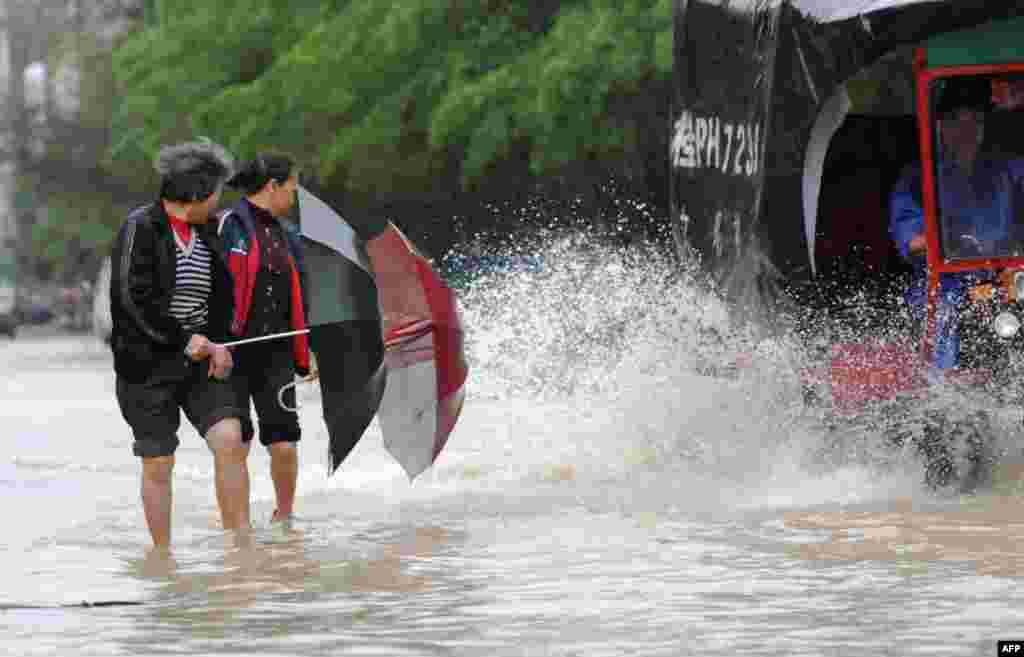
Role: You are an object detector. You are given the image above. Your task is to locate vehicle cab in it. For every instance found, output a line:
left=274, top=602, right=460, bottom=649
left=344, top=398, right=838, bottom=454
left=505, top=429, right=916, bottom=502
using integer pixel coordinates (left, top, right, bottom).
left=911, top=19, right=1024, bottom=378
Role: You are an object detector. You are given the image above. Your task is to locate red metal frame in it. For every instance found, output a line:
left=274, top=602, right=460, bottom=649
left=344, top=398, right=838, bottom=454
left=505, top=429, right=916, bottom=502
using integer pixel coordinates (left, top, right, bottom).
left=912, top=50, right=1024, bottom=363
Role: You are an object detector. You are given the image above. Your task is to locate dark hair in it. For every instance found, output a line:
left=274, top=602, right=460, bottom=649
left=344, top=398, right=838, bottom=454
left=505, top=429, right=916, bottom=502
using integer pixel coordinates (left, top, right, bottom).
left=226, top=152, right=297, bottom=195
left=156, top=140, right=234, bottom=203
left=936, top=77, right=994, bottom=118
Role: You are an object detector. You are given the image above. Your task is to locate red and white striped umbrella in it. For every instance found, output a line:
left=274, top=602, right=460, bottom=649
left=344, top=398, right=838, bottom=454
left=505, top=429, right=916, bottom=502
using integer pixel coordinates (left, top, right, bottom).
left=377, top=237, right=468, bottom=481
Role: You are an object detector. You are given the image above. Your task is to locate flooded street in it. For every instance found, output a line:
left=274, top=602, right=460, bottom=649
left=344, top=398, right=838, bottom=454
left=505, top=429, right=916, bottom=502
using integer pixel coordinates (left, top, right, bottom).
left=4, top=244, right=1024, bottom=656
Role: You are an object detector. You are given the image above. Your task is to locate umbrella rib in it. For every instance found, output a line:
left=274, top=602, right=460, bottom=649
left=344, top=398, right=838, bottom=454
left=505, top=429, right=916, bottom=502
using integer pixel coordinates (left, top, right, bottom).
left=222, top=328, right=311, bottom=348
left=223, top=327, right=408, bottom=351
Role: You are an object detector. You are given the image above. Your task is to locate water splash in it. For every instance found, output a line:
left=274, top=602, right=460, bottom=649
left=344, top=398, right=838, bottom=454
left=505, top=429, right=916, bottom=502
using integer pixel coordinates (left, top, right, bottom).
left=453, top=229, right=742, bottom=398
left=439, top=213, right=1023, bottom=512
left=439, top=222, right=798, bottom=507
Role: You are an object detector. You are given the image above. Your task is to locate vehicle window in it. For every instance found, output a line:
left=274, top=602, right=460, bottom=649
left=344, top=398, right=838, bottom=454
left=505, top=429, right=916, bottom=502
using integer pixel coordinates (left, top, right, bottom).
left=932, top=75, right=1024, bottom=260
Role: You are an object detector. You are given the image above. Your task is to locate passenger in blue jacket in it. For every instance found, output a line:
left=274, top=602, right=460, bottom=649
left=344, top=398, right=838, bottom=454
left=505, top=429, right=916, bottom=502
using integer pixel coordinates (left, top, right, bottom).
left=889, top=77, right=1024, bottom=369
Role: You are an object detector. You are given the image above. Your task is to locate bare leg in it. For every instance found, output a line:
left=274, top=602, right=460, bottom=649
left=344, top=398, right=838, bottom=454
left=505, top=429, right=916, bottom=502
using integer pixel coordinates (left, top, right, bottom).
left=141, top=455, right=175, bottom=549
left=269, top=442, right=298, bottom=522
left=140, top=545, right=177, bottom=580
left=206, top=418, right=251, bottom=531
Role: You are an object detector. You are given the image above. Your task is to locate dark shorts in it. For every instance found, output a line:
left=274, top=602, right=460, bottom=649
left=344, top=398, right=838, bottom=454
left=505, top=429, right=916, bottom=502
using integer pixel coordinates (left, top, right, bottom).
left=116, top=356, right=246, bottom=459
left=232, top=341, right=301, bottom=447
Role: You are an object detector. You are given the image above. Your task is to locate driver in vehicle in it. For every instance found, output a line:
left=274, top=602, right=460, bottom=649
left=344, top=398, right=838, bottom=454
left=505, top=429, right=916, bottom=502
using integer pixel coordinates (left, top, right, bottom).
left=889, top=76, right=1024, bottom=369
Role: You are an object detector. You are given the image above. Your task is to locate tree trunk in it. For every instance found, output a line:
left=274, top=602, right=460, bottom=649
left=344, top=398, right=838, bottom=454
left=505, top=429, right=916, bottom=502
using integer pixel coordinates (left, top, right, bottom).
left=7, top=11, right=35, bottom=280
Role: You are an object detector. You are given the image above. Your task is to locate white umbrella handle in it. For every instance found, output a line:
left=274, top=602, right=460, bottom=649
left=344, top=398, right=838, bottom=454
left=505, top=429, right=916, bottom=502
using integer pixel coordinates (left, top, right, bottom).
left=277, top=372, right=320, bottom=413
left=277, top=379, right=299, bottom=413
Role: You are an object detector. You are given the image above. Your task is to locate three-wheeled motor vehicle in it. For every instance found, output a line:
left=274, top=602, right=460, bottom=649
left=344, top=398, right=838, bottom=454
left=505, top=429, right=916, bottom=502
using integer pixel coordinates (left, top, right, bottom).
left=673, top=1, right=1024, bottom=491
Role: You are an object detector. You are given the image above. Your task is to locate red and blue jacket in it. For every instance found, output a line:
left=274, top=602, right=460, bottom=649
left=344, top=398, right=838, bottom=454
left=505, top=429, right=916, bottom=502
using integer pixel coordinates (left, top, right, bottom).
left=218, top=200, right=311, bottom=375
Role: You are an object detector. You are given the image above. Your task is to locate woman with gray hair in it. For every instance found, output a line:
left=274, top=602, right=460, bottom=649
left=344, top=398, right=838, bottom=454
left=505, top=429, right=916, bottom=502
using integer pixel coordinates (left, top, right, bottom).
left=109, top=139, right=251, bottom=551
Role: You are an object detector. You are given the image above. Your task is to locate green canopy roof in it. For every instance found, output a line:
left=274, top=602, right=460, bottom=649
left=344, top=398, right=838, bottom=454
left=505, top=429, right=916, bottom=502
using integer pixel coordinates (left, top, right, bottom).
left=926, top=15, right=1024, bottom=68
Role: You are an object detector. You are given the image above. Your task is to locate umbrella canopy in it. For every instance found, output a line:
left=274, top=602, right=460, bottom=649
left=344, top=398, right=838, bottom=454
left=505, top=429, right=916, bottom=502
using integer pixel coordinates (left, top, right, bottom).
left=296, top=186, right=387, bottom=475
left=376, top=229, right=469, bottom=481
left=296, top=187, right=468, bottom=480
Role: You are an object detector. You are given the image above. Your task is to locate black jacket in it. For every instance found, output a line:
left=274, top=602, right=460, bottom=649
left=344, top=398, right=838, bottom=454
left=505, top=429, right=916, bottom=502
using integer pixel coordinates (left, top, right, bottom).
left=109, top=202, right=235, bottom=382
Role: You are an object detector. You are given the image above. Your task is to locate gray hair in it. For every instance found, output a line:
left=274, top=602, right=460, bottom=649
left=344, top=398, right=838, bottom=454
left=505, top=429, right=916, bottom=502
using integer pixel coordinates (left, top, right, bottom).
left=155, top=139, right=235, bottom=203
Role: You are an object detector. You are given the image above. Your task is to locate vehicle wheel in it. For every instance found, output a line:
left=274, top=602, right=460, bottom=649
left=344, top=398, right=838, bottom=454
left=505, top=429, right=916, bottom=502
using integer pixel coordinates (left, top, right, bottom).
left=952, top=412, right=997, bottom=493
left=801, top=383, right=822, bottom=408
left=918, top=421, right=956, bottom=490
left=917, top=411, right=996, bottom=493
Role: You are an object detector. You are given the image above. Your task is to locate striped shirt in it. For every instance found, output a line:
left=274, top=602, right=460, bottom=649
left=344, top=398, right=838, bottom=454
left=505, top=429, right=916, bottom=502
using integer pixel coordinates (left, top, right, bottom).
left=169, top=227, right=213, bottom=333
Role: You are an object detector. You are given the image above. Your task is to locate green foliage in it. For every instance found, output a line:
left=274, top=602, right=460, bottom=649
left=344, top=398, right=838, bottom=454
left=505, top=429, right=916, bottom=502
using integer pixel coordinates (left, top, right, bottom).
left=21, top=0, right=670, bottom=279
left=109, top=0, right=671, bottom=196
left=49, top=31, right=114, bottom=133
left=27, top=28, right=142, bottom=278
left=111, top=0, right=324, bottom=161
left=26, top=169, right=129, bottom=275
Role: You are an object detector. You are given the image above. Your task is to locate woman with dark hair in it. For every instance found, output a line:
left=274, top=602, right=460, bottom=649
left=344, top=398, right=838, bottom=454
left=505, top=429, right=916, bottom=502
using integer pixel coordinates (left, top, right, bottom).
left=110, top=139, right=250, bottom=549
left=218, top=152, right=310, bottom=523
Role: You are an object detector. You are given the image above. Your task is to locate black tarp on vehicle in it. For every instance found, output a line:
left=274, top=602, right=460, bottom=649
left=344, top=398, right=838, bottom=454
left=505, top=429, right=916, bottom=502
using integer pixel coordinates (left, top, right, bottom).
left=672, top=0, right=1024, bottom=320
